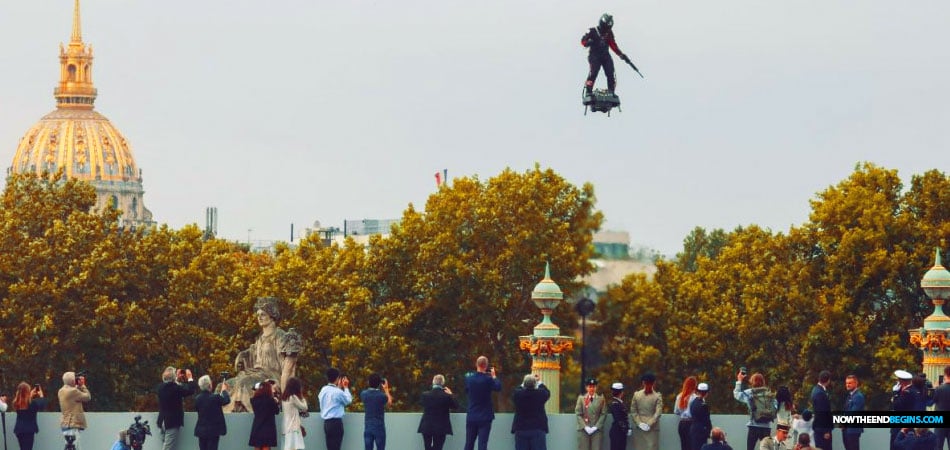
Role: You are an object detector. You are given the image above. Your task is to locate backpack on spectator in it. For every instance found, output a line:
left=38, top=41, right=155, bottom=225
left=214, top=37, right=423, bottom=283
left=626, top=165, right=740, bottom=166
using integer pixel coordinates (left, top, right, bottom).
left=750, top=387, right=776, bottom=423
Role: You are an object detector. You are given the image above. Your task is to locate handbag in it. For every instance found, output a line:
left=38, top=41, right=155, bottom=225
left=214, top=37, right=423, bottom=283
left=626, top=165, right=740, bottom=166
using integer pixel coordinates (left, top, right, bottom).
left=300, top=425, right=307, bottom=437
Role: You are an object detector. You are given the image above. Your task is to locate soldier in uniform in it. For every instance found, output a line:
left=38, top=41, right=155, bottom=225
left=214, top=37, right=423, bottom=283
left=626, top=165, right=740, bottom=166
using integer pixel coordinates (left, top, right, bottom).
left=757, top=419, right=792, bottom=450
left=607, top=382, right=630, bottom=450
left=576, top=378, right=607, bottom=450
left=690, top=383, right=712, bottom=450
left=890, top=370, right=921, bottom=450
left=630, top=373, right=662, bottom=450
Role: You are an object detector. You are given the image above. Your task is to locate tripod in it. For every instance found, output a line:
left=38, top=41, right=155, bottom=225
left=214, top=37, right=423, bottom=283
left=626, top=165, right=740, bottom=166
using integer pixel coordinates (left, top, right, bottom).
left=63, top=433, right=77, bottom=450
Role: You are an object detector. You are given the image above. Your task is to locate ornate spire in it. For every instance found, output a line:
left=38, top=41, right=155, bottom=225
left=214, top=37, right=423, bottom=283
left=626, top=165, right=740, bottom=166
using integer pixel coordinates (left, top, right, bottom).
left=71, top=0, right=82, bottom=43
left=55, top=0, right=97, bottom=109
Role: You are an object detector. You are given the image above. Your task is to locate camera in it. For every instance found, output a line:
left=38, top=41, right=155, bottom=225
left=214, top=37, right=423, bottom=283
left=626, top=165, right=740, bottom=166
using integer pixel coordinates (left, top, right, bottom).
left=220, top=371, right=230, bottom=382
left=739, top=366, right=748, bottom=376
left=127, top=415, right=152, bottom=450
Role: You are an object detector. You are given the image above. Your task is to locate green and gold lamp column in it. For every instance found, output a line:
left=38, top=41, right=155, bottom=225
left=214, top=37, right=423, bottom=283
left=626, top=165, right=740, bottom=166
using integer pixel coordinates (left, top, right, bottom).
left=519, top=263, right=574, bottom=413
left=909, top=248, right=950, bottom=383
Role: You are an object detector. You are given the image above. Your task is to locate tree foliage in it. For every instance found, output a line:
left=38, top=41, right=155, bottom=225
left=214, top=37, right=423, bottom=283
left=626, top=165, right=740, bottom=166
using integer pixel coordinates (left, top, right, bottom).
left=0, top=166, right=603, bottom=411
left=592, top=164, right=949, bottom=412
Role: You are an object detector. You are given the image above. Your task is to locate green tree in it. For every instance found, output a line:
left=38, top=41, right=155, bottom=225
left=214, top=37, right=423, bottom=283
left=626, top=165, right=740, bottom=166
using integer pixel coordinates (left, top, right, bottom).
left=592, top=165, right=949, bottom=412
left=370, top=166, right=603, bottom=409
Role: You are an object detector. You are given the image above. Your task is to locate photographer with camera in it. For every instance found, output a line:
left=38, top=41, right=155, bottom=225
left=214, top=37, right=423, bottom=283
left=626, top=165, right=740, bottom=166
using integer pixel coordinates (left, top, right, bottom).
left=59, top=371, right=92, bottom=449
left=13, top=382, right=47, bottom=450
left=194, top=375, right=230, bottom=450
left=156, top=366, right=196, bottom=450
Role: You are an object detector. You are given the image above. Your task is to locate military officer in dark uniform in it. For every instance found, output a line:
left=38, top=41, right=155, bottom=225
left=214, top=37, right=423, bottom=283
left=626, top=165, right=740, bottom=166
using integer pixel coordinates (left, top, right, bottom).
left=890, top=370, right=921, bottom=450
left=607, top=382, right=630, bottom=450
left=690, top=383, right=712, bottom=450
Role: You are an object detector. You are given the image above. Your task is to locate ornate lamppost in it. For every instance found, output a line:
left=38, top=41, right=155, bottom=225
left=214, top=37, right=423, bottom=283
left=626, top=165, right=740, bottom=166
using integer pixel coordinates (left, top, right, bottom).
left=909, top=248, right=950, bottom=382
left=520, top=263, right=574, bottom=413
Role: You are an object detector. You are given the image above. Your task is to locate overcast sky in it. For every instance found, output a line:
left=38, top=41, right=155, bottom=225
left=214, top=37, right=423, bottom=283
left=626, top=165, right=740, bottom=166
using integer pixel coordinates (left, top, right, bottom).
left=1, top=1, right=947, bottom=256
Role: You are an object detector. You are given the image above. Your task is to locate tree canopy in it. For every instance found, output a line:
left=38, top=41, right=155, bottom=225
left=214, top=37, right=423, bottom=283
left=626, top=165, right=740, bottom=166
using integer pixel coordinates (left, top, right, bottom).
left=0, top=164, right=945, bottom=413
left=592, top=163, right=949, bottom=412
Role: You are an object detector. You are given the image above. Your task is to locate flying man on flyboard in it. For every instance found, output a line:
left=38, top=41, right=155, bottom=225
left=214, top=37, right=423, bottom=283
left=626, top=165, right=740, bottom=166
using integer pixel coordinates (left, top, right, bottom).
left=581, top=13, right=643, bottom=116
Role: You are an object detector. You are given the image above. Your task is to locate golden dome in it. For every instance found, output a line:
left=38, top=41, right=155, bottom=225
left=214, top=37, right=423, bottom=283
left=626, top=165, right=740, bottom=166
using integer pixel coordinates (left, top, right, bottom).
left=9, top=0, right=152, bottom=226
left=13, top=109, right=141, bottom=184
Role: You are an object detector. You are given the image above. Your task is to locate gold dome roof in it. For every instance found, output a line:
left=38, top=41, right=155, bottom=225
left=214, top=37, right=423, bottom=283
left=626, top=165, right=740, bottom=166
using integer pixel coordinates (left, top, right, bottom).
left=9, top=0, right=152, bottom=226
left=13, top=109, right=140, bottom=183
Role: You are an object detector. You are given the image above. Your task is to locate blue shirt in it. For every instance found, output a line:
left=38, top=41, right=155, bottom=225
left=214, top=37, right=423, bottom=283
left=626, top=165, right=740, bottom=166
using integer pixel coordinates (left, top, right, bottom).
left=465, top=371, right=502, bottom=423
left=318, top=384, right=353, bottom=420
left=361, top=388, right=388, bottom=428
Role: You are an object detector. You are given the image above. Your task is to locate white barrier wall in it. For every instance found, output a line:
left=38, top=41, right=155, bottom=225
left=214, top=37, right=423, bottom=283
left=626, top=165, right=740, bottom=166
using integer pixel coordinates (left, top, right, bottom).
left=12, top=412, right=889, bottom=450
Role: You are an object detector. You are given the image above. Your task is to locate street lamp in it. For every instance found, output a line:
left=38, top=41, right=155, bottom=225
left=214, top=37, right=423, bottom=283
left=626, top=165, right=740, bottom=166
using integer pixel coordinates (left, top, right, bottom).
left=574, top=297, right=596, bottom=392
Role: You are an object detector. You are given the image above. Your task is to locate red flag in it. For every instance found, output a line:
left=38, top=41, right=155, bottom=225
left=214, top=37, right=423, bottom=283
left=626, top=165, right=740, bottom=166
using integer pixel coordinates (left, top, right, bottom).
left=435, top=172, right=442, bottom=187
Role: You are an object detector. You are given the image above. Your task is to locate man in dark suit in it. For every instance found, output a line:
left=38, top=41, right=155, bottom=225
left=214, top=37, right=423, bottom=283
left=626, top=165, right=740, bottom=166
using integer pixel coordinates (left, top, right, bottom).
left=933, top=366, right=950, bottom=450
left=156, top=366, right=197, bottom=450
left=689, top=383, right=712, bottom=450
left=810, top=370, right=832, bottom=450
left=464, top=355, right=502, bottom=450
left=418, top=374, right=459, bottom=450
left=512, top=374, right=551, bottom=450
left=194, top=375, right=230, bottom=450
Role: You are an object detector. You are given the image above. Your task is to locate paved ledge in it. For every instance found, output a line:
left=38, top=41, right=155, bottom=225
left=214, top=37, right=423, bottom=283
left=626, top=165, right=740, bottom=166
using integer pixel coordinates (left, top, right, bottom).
left=13, top=412, right=885, bottom=450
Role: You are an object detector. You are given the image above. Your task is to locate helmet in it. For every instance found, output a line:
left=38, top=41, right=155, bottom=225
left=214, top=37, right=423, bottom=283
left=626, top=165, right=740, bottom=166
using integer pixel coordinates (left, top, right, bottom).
left=599, top=13, right=614, bottom=30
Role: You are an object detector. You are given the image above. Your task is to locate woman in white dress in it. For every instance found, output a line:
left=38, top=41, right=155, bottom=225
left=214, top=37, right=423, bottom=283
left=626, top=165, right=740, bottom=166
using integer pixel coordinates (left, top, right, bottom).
left=281, top=377, right=308, bottom=450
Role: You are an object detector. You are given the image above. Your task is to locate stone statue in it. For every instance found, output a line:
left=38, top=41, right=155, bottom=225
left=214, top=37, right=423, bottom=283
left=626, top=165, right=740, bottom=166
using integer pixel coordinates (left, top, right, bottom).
left=223, top=297, right=302, bottom=413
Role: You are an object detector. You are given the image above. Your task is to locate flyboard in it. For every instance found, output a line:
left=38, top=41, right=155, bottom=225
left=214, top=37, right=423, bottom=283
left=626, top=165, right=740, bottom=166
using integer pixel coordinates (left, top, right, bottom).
left=582, top=58, right=643, bottom=116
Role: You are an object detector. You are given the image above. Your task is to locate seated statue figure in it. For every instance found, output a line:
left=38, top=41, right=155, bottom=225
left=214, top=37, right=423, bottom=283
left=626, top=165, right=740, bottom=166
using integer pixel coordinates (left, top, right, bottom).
left=223, top=296, right=302, bottom=413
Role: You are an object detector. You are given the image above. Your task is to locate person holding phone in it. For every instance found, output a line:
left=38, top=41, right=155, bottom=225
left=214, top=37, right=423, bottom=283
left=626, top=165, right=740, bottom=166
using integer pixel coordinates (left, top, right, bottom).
left=157, top=366, right=196, bottom=450
left=360, top=374, right=393, bottom=450
left=464, top=356, right=502, bottom=450
left=194, top=375, right=230, bottom=450
left=59, top=371, right=92, bottom=449
left=319, top=368, right=353, bottom=450
left=418, top=374, right=458, bottom=450
left=13, top=382, right=47, bottom=450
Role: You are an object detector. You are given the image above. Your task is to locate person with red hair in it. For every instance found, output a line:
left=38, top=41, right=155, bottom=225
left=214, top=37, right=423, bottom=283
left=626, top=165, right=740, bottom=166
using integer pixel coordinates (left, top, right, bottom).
left=674, top=377, right=699, bottom=450
left=13, top=382, right=47, bottom=450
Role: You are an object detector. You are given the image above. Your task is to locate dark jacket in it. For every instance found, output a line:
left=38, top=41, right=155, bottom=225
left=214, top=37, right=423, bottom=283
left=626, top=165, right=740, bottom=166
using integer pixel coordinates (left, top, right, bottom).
left=156, top=380, right=197, bottom=430
left=810, top=384, right=831, bottom=433
left=895, top=429, right=936, bottom=450
left=418, top=387, right=459, bottom=436
left=701, top=442, right=734, bottom=450
left=689, top=396, right=711, bottom=434
left=194, top=390, right=230, bottom=438
left=892, top=385, right=923, bottom=411
left=933, top=382, right=950, bottom=411
left=14, top=398, right=48, bottom=435
left=511, top=384, right=550, bottom=434
left=465, top=371, right=501, bottom=423
left=608, top=396, right=630, bottom=433
left=581, top=27, right=624, bottom=58
left=248, top=394, right=280, bottom=447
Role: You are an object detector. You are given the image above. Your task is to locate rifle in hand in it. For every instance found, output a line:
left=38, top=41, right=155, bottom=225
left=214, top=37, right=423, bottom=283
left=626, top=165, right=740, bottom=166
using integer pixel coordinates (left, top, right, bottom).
left=620, top=54, right=643, bottom=78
